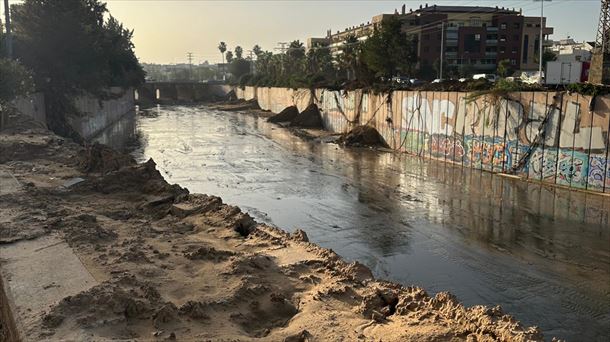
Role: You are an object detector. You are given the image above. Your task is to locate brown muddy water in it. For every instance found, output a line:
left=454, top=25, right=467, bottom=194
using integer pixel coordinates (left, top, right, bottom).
left=105, top=105, right=609, bottom=341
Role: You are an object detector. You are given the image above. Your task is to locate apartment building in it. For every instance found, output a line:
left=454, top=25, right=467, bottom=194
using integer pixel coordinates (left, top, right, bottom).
left=308, top=3, right=554, bottom=75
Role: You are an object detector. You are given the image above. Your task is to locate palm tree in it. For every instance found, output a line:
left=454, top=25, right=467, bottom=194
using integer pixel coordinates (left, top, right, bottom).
left=225, top=51, right=234, bottom=64
left=252, top=44, right=263, bottom=58
left=218, top=42, right=227, bottom=64
left=235, top=46, right=243, bottom=59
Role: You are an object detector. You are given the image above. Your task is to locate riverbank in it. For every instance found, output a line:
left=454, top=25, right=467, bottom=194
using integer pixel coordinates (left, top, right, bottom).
left=0, top=116, right=548, bottom=341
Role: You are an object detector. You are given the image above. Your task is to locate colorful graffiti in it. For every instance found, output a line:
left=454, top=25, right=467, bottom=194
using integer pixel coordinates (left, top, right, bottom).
left=396, top=92, right=610, bottom=193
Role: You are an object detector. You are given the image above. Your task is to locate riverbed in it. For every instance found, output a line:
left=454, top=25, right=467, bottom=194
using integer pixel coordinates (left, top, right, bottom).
left=125, top=105, right=610, bottom=341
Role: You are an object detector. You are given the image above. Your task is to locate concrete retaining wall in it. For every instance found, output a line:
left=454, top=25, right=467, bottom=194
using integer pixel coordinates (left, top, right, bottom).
left=235, top=86, right=610, bottom=194
left=12, top=93, right=46, bottom=125
left=69, top=87, right=134, bottom=140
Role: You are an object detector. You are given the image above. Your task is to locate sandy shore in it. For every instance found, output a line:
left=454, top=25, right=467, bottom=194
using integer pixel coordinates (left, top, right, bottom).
left=0, top=120, right=547, bottom=341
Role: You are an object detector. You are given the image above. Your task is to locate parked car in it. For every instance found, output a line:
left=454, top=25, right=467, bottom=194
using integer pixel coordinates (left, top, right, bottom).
left=472, top=74, right=498, bottom=82
left=391, top=76, right=411, bottom=84
left=458, top=78, right=468, bottom=82
left=431, top=79, right=444, bottom=83
left=409, top=78, right=425, bottom=86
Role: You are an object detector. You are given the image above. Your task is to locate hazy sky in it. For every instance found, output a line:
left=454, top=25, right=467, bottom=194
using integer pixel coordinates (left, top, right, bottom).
left=4, top=0, right=602, bottom=64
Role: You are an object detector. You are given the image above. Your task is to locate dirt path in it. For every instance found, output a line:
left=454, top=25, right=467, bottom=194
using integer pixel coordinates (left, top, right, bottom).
left=0, top=123, right=546, bottom=341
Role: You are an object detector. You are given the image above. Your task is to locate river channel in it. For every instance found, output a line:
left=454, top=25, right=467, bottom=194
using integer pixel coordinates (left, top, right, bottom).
left=108, top=105, right=610, bottom=341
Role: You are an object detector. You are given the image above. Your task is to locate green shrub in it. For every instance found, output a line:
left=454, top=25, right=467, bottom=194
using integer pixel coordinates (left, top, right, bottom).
left=0, top=58, right=34, bottom=103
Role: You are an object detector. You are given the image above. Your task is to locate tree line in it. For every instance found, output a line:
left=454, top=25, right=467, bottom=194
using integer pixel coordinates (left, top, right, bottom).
left=0, top=0, right=144, bottom=138
left=218, top=17, right=423, bottom=89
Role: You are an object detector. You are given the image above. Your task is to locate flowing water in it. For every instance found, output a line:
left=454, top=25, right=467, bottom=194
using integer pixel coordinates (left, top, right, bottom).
left=113, top=105, right=609, bottom=341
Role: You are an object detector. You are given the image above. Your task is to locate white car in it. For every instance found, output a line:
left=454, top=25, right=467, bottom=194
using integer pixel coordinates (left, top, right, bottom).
left=472, top=74, right=498, bottom=82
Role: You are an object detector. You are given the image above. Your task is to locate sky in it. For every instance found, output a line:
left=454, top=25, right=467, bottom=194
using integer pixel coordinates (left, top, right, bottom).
left=3, top=0, right=602, bottom=64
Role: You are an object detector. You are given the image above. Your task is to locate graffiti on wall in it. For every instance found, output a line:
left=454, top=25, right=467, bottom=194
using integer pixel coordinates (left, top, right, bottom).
left=398, top=92, right=610, bottom=192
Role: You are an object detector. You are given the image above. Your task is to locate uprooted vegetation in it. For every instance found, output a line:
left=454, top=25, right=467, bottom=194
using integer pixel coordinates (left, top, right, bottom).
left=336, top=125, right=390, bottom=149
left=0, top=118, right=548, bottom=341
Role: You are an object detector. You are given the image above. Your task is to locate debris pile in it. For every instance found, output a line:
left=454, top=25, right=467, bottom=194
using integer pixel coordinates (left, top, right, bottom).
left=337, top=125, right=389, bottom=148
left=267, top=105, right=299, bottom=123
left=290, top=103, right=323, bottom=128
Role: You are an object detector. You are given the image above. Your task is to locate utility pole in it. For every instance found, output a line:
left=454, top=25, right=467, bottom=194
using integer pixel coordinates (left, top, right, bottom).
left=439, top=21, right=444, bottom=80
left=590, top=0, right=609, bottom=84
left=534, top=0, right=552, bottom=83
left=187, top=52, right=194, bottom=81
left=3, top=0, right=13, bottom=59
left=274, top=42, right=288, bottom=76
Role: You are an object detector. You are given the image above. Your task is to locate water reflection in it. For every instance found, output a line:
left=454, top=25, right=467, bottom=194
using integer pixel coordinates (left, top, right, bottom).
left=91, top=110, right=137, bottom=151
left=129, top=105, right=609, bottom=341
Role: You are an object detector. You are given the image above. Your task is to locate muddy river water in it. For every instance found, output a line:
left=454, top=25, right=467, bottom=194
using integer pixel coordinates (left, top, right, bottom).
left=111, top=105, right=609, bottom=341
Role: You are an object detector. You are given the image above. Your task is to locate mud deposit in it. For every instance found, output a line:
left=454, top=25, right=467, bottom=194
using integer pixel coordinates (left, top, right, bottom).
left=0, top=120, right=547, bottom=341
left=131, top=105, right=610, bottom=341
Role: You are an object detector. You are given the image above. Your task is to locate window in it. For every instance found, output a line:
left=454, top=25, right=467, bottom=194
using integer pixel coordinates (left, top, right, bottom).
left=512, top=47, right=517, bottom=54
left=522, top=35, right=529, bottom=63
left=513, top=23, right=520, bottom=29
left=499, top=47, right=506, bottom=53
left=471, top=17, right=481, bottom=26
left=475, top=34, right=481, bottom=41
left=500, top=35, right=507, bottom=42
left=500, top=23, right=507, bottom=29
left=510, top=59, right=517, bottom=65
left=526, top=23, right=533, bottom=28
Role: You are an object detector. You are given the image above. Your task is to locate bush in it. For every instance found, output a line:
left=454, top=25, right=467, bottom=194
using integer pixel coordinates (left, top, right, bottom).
left=0, top=58, right=34, bottom=103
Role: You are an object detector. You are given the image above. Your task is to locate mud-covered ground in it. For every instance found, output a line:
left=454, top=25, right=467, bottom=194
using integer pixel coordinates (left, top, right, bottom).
left=0, top=120, right=547, bottom=341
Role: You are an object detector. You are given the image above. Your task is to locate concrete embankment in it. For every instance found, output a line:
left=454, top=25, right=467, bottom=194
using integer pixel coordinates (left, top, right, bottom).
left=235, top=86, right=610, bottom=194
left=0, top=118, right=546, bottom=341
left=5, top=87, right=136, bottom=142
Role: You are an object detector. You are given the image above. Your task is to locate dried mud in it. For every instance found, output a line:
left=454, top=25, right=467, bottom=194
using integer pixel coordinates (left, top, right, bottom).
left=0, top=119, right=548, bottom=341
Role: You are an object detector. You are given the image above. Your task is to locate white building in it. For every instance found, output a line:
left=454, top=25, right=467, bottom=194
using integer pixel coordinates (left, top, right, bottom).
left=550, top=38, right=594, bottom=63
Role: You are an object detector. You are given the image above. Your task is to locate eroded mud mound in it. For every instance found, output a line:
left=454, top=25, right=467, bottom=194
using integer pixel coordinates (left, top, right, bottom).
left=290, top=103, right=323, bottom=128
left=337, top=125, right=389, bottom=148
left=267, top=105, right=299, bottom=123
left=78, top=143, right=136, bottom=174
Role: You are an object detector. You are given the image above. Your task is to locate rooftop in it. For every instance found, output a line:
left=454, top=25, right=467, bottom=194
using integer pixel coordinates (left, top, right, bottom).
left=413, top=5, right=519, bottom=15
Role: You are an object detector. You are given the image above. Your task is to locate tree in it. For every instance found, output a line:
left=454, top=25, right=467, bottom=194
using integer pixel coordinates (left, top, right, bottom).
left=360, top=16, right=417, bottom=79
left=285, top=40, right=305, bottom=77
left=10, top=0, right=144, bottom=139
left=252, top=44, right=262, bottom=58
left=0, top=58, right=34, bottom=104
left=534, top=49, right=557, bottom=71
left=497, top=59, right=513, bottom=78
left=218, top=42, right=227, bottom=64
left=229, top=59, right=251, bottom=80
left=337, top=35, right=360, bottom=80
left=234, top=45, right=243, bottom=59
left=11, top=0, right=143, bottom=95
left=225, top=51, right=234, bottom=64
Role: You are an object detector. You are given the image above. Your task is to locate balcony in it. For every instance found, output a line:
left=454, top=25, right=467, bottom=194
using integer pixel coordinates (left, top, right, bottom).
left=485, top=52, right=497, bottom=57
left=445, top=40, right=458, bottom=47
left=486, top=27, right=499, bottom=32
left=486, top=39, right=498, bottom=45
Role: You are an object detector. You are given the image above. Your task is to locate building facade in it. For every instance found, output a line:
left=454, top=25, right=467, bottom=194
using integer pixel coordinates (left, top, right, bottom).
left=309, top=4, right=554, bottom=76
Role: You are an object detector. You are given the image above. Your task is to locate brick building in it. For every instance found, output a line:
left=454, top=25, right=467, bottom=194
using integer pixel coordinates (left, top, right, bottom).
left=308, top=4, right=554, bottom=76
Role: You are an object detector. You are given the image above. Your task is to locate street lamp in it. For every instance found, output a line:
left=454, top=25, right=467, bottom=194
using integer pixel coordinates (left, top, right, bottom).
left=534, top=0, right=552, bottom=83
